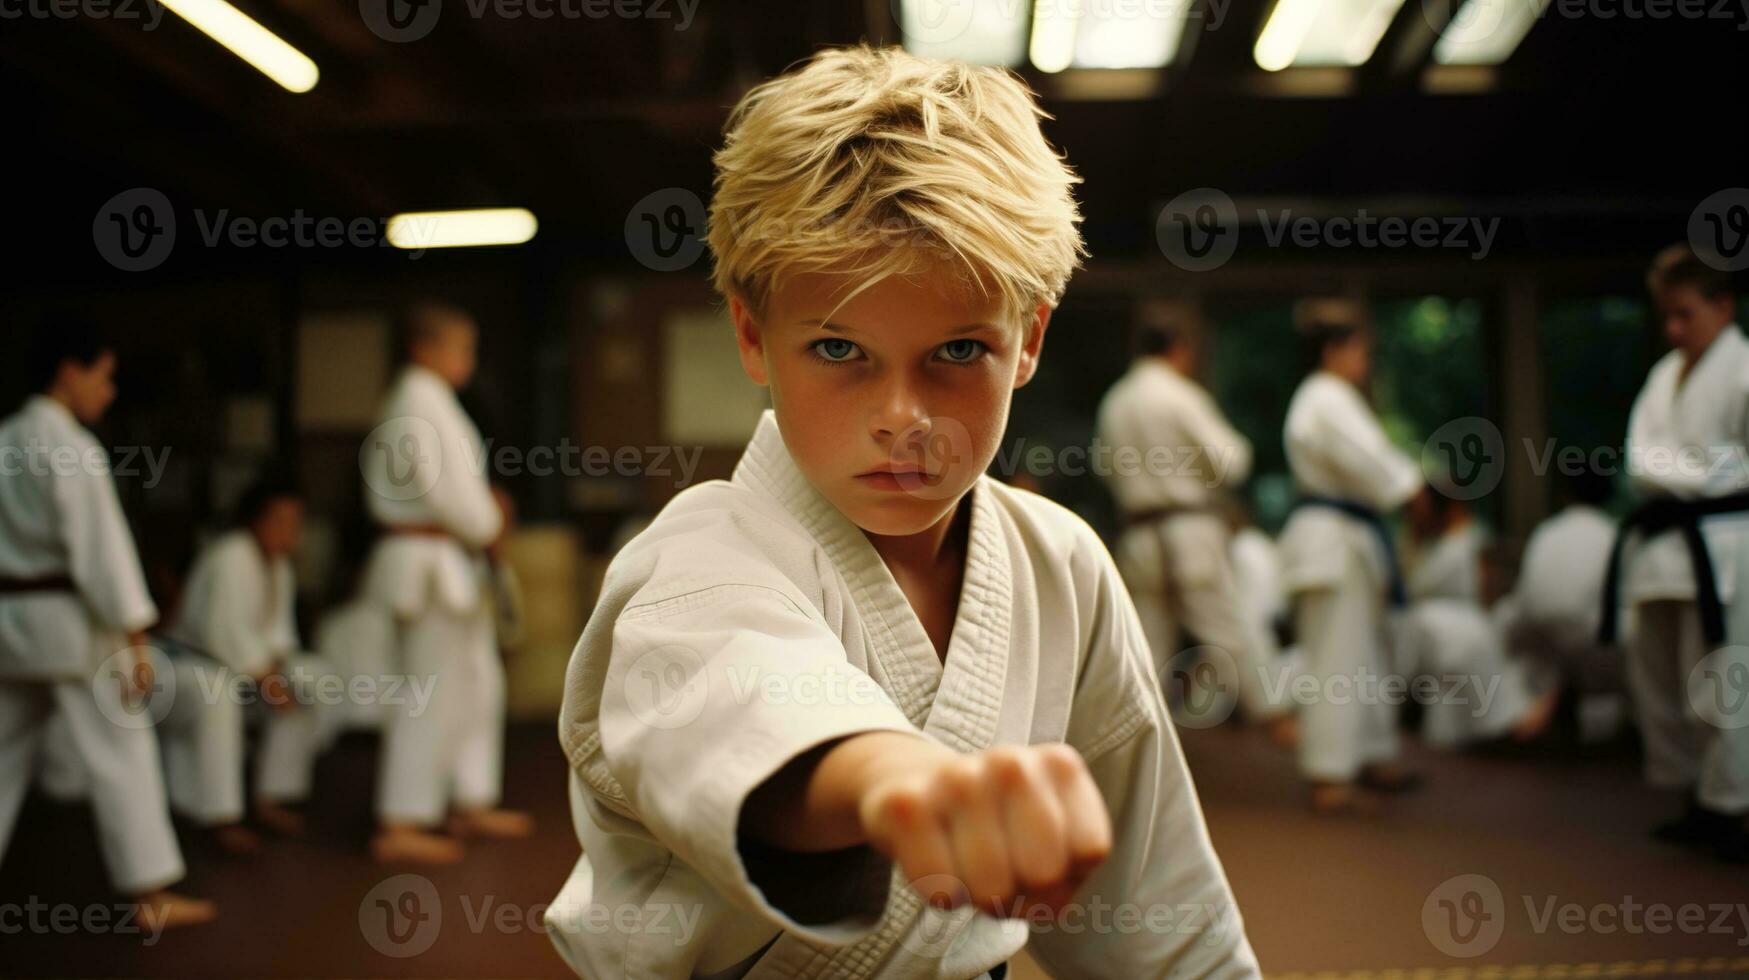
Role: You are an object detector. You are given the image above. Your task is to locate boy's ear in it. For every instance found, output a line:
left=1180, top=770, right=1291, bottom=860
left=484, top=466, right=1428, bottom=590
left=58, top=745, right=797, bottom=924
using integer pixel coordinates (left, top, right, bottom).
left=1013, top=304, right=1052, bottom=389
left=729, top=294, right=770, bottom=386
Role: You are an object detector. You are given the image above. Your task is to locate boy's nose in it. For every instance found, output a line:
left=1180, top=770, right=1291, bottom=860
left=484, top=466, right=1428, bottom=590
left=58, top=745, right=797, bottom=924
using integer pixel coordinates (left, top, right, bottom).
left=869, top=381, right=931, bottom=444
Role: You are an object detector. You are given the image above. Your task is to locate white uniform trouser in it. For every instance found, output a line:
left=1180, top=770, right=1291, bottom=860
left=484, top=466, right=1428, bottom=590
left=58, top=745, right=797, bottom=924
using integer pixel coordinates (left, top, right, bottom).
left=0, top=675, right=186, bottom=894
left=1117, top=514, right=1290, bottom=723
left=162, top=655, right=339, bottom=824
left=1629, top=600, right=1749, bottom=813
left=377, top=605, right=504, bottom=825
left=1295, top=553, right=1400, bottom=782
left=36, top=710, right=91, bottom=802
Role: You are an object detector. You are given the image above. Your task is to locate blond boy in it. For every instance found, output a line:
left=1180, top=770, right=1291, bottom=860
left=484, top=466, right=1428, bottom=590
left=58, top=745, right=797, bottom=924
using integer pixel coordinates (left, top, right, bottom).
left=547, top=47, right=1259, bottom=978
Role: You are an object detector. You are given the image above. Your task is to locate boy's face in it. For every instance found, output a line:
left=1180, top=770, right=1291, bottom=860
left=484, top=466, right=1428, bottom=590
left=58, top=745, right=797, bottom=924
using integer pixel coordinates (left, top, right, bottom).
left=59, top=351, right=118, bottom=425
left=251, top=497, right=304, bottom=558
left=1323, top=331, right=1373, bottom=387
left=1657, top=284, right=1735, bottom=357
left=731, top=265, right=1049, bottom=538
left=412, top=319, right=478, bottom=389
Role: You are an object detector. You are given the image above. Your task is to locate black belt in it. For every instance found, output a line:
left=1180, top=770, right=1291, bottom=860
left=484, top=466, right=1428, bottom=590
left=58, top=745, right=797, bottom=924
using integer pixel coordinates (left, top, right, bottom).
left=0, top=573, right=75, bottom=595
left=1289, top=496, right=1407, bottom=607
left=1598, top=491, right=1749, bottom=646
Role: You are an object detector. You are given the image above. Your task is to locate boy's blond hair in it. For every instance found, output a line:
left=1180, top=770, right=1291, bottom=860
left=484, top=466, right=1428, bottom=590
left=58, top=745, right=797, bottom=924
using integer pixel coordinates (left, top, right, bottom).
left=706, top=45, right=1085, bottom=324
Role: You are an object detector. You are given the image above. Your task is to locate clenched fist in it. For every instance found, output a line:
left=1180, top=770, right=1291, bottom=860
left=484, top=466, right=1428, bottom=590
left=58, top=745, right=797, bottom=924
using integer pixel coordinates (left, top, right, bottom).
left=742, top=732, right=1112, bottom=919
left=859, top=740, right=1111, bottom=918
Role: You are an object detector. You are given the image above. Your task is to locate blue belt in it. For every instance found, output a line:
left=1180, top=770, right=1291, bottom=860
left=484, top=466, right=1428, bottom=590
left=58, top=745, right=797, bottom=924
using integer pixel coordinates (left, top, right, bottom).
left=1290, top=495, right=1407, bottom=607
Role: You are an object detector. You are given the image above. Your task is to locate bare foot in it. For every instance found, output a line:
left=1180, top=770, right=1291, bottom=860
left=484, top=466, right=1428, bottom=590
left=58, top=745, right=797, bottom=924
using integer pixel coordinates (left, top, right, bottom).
left=452, top=808, right=535, bottom=840
left=214, top=823, right=261, bottom=856
left=133, top=890, right=218, bottom=931
left=1358, top=764, right=1424, bottom=794
left=255, top=800, right=306, bottom=837
left=1512, top=687, right=1562, bottom=742
left=1309, top=782, right=1378, bottom=816
left=1265, top=715, right=1300, bottom=750
left=373, top=827, right=464, bottom=865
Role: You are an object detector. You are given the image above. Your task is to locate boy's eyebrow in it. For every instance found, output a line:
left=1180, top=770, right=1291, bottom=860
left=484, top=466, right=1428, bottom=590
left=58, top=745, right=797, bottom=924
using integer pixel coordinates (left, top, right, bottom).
left=807, top=321, right=999, bottom=335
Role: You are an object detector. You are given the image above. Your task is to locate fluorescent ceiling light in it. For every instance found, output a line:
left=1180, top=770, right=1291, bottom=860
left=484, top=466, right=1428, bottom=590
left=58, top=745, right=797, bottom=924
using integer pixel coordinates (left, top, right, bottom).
left=159, top=0, right=319, bottom=93
left=1029, top=0, right=1077, bottom=73
left=1433, top=0, right=1547, bottom=65
left=899, top=0, right=1028, bottom=67
left=1072, top=0, right=1191, bottom=68
left=387, top=209, right=539, bottom=250
left=1255, top=0, right=1408, bottom=70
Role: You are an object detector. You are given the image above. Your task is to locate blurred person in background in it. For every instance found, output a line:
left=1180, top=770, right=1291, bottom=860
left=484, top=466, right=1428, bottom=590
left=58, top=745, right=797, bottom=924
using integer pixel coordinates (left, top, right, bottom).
left=362, top=302, right=530, bottom=865
left=1098, top=302, right=1297, bottom=747
left=1605, top=246, right=1749, bottom=862
left=1278, top=299, right=1425, bottom=813
left=161, top=472, right=338, bottom=848
left=0, top=322, right=216, bottom=929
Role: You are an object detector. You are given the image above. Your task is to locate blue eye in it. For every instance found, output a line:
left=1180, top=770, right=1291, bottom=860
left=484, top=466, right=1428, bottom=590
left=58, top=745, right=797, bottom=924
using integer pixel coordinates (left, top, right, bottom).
left=811, top=338, right=861, bottom=364
left=938, top=339, right=986, bottom=364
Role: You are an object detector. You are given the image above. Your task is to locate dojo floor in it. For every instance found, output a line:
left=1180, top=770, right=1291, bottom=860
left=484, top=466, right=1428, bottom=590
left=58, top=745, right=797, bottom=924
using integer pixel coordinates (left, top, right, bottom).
left=5, top=723, right=1748, bottom=978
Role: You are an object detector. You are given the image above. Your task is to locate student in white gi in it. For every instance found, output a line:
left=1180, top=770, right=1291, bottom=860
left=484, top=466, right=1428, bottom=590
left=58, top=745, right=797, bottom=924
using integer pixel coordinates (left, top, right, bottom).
left=1097, top=305, right=1297, bottom=746
left=1399, top=487, right=1550, bottom=748
left=362, top=303, right=529, bottom=865
left=1500, top=469, right=1625, bottom=741
left=1614, top=247, right=1749, bottom=862
left=162, top=475, right=334, bottom=848
left=547, top=47, right=1259, bottom=979
left=1279, top=300, right=1425, bottom=813
left=0, top=323, right=215, bottom=930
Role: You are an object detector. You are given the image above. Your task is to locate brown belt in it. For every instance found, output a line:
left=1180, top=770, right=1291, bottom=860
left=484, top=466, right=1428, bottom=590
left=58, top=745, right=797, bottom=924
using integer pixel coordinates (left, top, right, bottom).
left=0, top=573, right=76, bottom=595
left=1122, top=505, right=1211, bottom=529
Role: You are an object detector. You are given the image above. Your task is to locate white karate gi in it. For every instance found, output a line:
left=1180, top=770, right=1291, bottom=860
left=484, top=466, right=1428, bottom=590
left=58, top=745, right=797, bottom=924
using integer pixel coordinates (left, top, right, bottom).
left=1279, top=372, right=1423, bottom=782
left=1505, top=504, right=1621, bottom=694
left=362, top=365, right=505, bottom=824
left=1621, top=326, right=1749, bottom=813
left=162, top=529, right=335, bottom=822
left=315, top=598, right=398, bottom=732
left=1098, top=359, right=1286, bottom=723
left=1230, top=527, right=1302, bottom=701
left=545, top=410, right=1260, bottom=980
left=0, top=395, right=186, bottom=894
left=1397, top=524, right=1537, bottom=748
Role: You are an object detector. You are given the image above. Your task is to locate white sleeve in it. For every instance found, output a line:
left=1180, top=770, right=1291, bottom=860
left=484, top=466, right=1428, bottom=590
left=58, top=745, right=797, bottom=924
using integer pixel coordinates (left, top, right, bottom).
left=267, top=558, right=301, bottom=656
left=1313, top=388, right=1423, bottom=512
left=1179, top=387, right=1253, bottom=488
left=202, top=544, right=277, bottom=676
left=596, top=580, right=922, bottom=945
left=1026, top=540, right=1261, bottom=979
left=405, top=386, right=502, bottom=547
left=52, top=445, right=157, bottom=633
left=1624, top=372, right=1711, bottom=500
